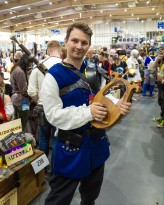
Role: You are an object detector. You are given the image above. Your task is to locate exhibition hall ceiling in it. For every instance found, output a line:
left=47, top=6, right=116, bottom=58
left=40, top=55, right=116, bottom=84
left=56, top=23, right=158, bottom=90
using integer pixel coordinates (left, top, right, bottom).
left=0, top=0, right=164, bottom=32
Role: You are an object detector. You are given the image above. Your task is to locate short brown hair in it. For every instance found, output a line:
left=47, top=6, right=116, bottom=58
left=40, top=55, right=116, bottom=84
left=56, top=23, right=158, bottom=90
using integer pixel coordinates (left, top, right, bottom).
left=65, top=23, right=93, bottom=44
left=47, top=40, right=61, bottom=49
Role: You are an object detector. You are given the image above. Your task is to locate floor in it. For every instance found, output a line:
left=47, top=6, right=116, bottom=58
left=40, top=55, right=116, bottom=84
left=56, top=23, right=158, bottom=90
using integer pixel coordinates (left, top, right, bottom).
left=30, top=88, right=164, bottom=205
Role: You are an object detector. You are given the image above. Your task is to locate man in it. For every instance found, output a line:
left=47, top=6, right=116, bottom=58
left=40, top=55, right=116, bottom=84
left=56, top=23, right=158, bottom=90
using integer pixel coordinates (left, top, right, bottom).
left=28, top=40, right=62, bottom=157
left=86, top=49, right=99, bottom=64
left=152, top=47, right=164, bottom=128
left=41, top=23, right=131, bottom=205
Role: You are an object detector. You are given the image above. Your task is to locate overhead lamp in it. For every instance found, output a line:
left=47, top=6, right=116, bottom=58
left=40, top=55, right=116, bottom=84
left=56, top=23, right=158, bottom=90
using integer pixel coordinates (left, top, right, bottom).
left=16, top=24, right=18, bottom=26
left=34, top=12, right=42, bottom=18
left=29, top=22, right=31, bottom=24
left=146, top=1, right=150, bottom=4
left=100, top=10, right=103, bottom=13
left=44, top=19, right=46, bottom=21
left=137, top=17, right=139, bottom=20
left=156, top=13, right=159, bottom=15
left=160, top=16, right=162, bottom=20
left=115, top=3, right=118, bottom=6
left=10, top=11, right=12, bottom=14
left=28, top=7, right=31, bottom=10
left=90, top=16, right=92, bottom=19
left=49, top=2, right=52, bottom=5
left=152, top=8, right=155, bottom=10
left=124, top=9, right=127, bottom=12
left=42, top=25, right=44, bottom=26
left=5, top=1, right=8, bottom=4
left=61, top=16, right=63, bottom=18
left=79, top=13, right=81, bottom=18
left=131, top=13, right=134, bottom=16
left=110, top=14, right=112, bottom=17
left=141, top=20, right=144, bottom=23
left=72, top=19, right=74, bottom=22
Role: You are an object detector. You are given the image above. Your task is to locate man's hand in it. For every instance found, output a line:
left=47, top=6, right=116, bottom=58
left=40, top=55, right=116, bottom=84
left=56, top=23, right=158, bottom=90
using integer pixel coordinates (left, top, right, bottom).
left=116, top=93, right=131, bottom=115
left=90, top=102, right=108, bottom=122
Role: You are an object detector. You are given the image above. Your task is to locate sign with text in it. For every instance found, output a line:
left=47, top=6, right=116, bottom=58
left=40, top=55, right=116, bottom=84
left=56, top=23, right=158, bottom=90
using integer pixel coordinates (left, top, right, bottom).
left=158, top=22, right=164, bottom=29
left=0, top=188, right=17, bottom=205
left=0, top=119, right=22, bottom=140
left=5, top=143, right=33, bottom=166
left=31, top=154, right=49, bottom=174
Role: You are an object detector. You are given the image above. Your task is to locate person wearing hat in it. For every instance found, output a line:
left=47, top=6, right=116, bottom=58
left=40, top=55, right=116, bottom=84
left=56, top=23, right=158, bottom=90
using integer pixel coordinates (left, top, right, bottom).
left=0, top=71, right=12, bottom=96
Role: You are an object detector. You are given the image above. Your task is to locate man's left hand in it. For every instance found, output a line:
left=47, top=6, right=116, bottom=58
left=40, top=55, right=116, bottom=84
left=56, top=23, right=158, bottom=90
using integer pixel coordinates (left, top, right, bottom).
left=116, top=93, right=132, bottom=115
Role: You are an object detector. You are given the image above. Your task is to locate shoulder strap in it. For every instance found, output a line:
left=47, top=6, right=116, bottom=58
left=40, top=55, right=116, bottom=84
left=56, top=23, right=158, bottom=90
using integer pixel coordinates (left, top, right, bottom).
left=62, top=62, right=98, bottom=92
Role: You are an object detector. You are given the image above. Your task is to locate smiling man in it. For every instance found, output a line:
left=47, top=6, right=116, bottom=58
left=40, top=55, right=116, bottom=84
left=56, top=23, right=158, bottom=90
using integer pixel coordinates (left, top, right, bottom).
left=41, top=23, right=131, bottom=205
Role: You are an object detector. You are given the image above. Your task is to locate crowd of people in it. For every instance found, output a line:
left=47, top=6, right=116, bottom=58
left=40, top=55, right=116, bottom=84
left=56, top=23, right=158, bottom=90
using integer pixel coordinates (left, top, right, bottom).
left=0, top=22, right=164, bottom=205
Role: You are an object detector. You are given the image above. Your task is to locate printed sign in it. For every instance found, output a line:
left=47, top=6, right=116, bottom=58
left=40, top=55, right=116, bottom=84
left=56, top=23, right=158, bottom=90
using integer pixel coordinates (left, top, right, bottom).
left=0, top=188, right=17, bottom=205
left=5, top=143, right=33, bottom=166
left=0, top=119, right=22, bottom=140
left=31, top=154, right=49, bottom=174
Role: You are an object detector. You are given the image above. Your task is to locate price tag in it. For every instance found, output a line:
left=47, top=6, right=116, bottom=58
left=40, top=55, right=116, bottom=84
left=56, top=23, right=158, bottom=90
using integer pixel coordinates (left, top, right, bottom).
left=31, top=154, right=49, bottom=174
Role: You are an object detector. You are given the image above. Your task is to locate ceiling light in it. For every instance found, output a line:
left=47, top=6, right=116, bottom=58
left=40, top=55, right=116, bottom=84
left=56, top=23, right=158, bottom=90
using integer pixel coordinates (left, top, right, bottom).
left=141, top=20, right=144, bottom=23
left=34, top=12, right=42, bottom=18
left=156, top=13, right=159, bottom=15
left=146, top=1, right=149, bottom=4
left=28, top=7, right=31, bottom=10
left=55, top=22, right=59, bottom=24
left=49, top=2, right=52, bottom=5
left=42, top=25, right=44, bottom=26
left=80, top=13, right=81, bottom=18
left=90, top=16, right=92, bottom=19
left=16, top=24, right=18, bottom=26
left=5, top=1, right=8, bottom=4
left=131, top=13, right=134, bottom=16
left=91, top=24, right=92, bottom=27
left=124, top=9, right=127, bottom=12
left=100, top=10, right=103, bottom=13
left=152, top=8, right=155, bottom=10
left=110, top=14, right=112, bottom=17
left=137, top=17, right=139, bottom=20
left=29, top=22, right=31, bottom=24
left=115, top=3, right=118, bottom=6
left=61, top=16, right=63, bottom=18
left=72, top=19, right=74, bottom=22
left=10, top=11, right=12, bottom=14
left=44, top=19, right=46, bottom=21
left=160, top=16, right=162, bottom=20
left=123, top=21, right=126, bottom=23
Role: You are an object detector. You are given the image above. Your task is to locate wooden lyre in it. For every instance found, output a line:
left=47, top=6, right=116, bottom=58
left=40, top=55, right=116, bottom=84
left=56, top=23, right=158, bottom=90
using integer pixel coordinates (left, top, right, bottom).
left=91, top=75, right=140, bottom=128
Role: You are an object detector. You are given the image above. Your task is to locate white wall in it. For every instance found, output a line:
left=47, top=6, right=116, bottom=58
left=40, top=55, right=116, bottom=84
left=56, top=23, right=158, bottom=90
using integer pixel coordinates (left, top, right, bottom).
left=91, top=20, right=162, bottom=47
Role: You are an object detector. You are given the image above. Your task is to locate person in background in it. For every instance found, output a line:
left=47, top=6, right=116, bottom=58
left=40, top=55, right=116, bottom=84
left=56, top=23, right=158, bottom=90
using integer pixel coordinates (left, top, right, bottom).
left=60, top=46, right=67, bottom=60
left=86, top=49, right=99, bottom=65
left=0, top=71, right=12, bottom=96
left=152, top=47, right=164, bottom=128
left=41, top=22, right=131, bottom=205
left=126, top=49, right=142, bottom=84
left=10, top=53, right=32, bottom=131
left=111, top=54, right=129, bottom=80
left=0, top=93, right=14, bottom=124
left=28, top=40, right=62, bottom=159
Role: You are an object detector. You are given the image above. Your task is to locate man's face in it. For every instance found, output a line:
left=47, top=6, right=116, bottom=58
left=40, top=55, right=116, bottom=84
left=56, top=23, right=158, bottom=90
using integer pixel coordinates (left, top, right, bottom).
left=65, top=28, right=90, bottom=60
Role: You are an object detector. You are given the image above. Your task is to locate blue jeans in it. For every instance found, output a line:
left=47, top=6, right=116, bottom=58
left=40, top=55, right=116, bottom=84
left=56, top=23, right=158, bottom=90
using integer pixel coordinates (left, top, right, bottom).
left=38, top=121, right=56, bottom=157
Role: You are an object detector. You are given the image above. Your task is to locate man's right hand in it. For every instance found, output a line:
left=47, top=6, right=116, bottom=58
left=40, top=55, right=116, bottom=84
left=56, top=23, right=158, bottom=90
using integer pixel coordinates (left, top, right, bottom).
left=90, top=102, right=108, bottom=122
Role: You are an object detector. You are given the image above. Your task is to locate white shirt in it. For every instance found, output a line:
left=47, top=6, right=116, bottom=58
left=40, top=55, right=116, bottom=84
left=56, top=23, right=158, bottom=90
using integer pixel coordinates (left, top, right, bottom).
left=28, top=56, right=61, bottom=104
left=40, top=72, right=119, bottom=130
